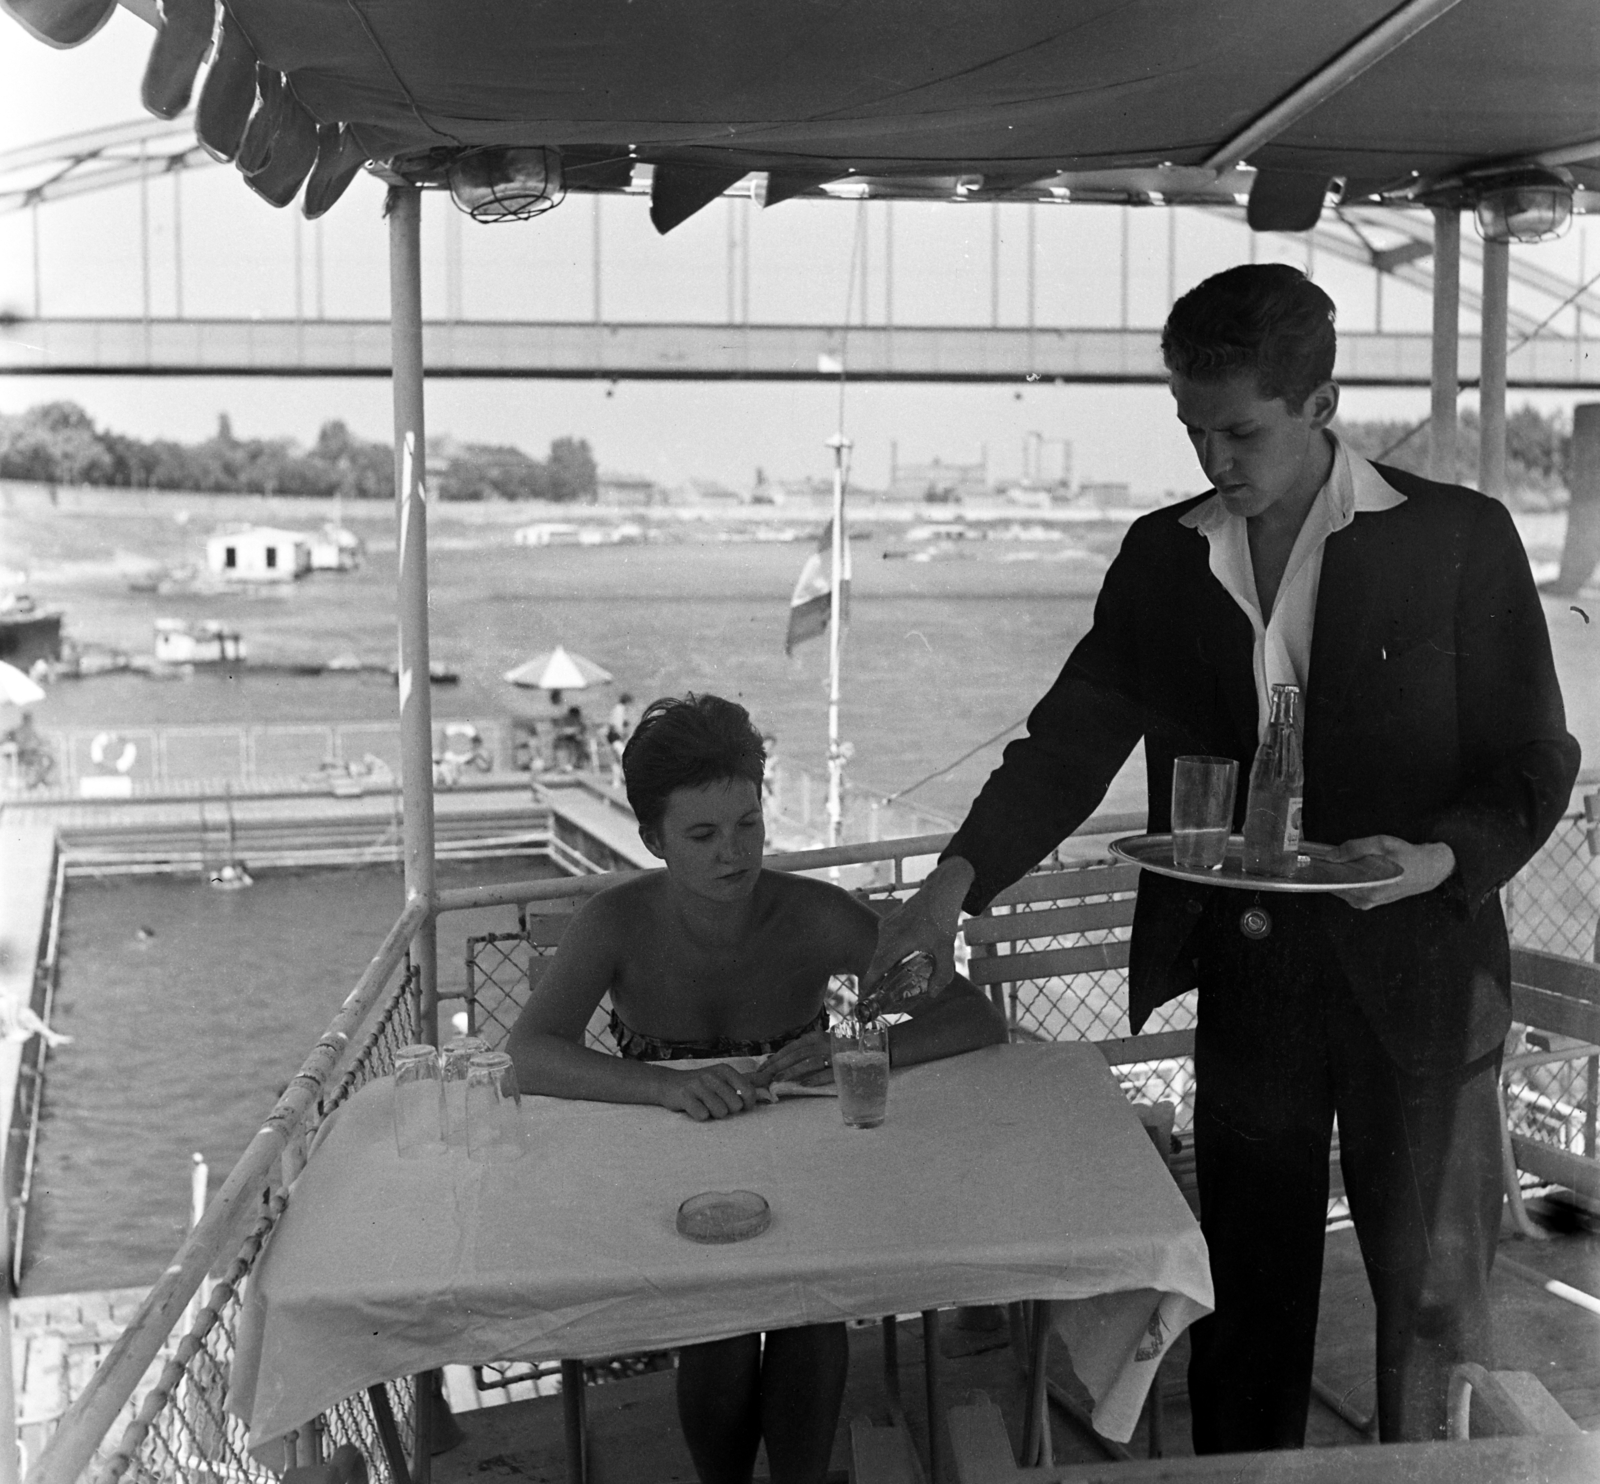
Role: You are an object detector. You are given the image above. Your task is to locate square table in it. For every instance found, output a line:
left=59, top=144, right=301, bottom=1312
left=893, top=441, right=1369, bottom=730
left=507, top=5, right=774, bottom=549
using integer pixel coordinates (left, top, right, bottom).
left=229, top=1042, right=1212, bottom=1464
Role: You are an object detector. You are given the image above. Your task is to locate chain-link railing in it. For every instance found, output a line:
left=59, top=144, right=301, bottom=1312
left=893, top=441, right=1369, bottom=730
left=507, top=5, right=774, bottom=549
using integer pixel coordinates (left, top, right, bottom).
left=1504, top=805, right=1600, bottom=962
left=1503, top=793, right=1600, bottom=1174
left=74, top=962, right=426, bottom=1484
left=457, top=911, right=610, bottom=1055
left=40, top=795, right=1599, bottom=1484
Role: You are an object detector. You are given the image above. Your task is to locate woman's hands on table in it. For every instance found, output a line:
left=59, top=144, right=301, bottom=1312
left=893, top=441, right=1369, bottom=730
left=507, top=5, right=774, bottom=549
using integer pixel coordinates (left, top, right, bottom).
left=655, top=1061, right=766, bottom=1122
left=750, top=1029, right=835, bottom=1090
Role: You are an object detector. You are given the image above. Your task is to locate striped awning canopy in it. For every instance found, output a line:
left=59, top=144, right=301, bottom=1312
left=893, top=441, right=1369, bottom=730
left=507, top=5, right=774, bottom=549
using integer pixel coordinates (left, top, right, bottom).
left=7, top=0, right=1599, bottom=230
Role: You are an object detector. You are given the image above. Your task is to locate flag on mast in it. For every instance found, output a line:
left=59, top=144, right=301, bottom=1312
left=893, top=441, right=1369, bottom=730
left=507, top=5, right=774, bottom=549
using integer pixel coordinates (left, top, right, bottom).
left=784, top=519, right=852, bottom=655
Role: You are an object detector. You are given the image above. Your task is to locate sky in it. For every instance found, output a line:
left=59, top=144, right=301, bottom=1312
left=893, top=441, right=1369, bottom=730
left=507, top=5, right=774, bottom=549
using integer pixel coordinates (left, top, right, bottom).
left=1, top=7, right=1595, bottom=494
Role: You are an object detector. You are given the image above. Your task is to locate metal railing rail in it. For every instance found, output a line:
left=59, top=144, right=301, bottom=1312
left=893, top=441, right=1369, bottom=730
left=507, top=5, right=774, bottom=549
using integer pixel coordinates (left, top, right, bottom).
left=27, top=816, right=1143, bottom=1484
left=29, top=896, right=431, bottom=1484
left=24, top=783, right=1596, bottom=1484
left=429, top=812, right=1150, bottom=918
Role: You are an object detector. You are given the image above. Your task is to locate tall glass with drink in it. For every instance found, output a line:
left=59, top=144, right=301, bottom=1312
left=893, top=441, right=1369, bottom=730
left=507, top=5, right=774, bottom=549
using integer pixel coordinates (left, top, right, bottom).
left=831, top=1013, right=889, bottom=1129
left=1243, top=683, right=1304, bottom=876
left=1171, top=755, right=1238, bottom=870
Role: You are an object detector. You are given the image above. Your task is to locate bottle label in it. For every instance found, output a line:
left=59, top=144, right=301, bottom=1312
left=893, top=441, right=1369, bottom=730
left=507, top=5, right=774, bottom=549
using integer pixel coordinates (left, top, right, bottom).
left=1282, top=796, right=1303, bottom=854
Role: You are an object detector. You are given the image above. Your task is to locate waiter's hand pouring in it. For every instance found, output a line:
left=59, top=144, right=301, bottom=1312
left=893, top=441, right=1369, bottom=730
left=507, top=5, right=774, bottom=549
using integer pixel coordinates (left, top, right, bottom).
left=863, top=856, right=976, bottom=1003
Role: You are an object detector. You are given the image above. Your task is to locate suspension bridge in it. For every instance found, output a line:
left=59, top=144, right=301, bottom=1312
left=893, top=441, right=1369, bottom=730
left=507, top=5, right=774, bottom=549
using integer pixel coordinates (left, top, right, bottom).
left=2, top=116, right=1598, bottom=385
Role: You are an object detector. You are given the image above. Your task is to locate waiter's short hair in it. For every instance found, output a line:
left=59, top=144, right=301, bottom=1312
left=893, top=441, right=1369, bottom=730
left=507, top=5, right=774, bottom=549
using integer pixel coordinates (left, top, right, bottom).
left=623, top=693, right=767, bottom=834
left=1161, top=264, right=1336, bottom=411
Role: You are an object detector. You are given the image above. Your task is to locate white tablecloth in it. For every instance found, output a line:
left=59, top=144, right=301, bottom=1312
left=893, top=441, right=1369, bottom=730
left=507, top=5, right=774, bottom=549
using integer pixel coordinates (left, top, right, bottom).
left=229, top=1042, right=1211, bottom=1449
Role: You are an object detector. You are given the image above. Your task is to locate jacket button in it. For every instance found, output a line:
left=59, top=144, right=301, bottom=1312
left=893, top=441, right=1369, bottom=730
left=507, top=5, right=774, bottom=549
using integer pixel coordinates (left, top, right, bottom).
left=1239, top=906, right=1272, bottom=940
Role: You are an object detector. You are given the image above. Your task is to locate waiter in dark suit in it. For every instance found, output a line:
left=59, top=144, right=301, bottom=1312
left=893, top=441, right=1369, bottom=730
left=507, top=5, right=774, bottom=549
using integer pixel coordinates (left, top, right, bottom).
left=869, top=264, right=1580, bottom=1450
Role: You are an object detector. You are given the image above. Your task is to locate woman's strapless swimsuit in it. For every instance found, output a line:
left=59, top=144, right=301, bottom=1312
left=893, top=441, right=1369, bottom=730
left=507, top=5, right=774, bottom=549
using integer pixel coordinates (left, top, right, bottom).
left=608, top=1005, right=828, bottom=1062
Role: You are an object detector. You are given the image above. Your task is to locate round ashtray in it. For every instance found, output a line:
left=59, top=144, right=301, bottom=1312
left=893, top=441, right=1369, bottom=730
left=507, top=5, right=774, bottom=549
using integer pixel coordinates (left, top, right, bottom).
left=675, top=1189, right=772, bottom=1244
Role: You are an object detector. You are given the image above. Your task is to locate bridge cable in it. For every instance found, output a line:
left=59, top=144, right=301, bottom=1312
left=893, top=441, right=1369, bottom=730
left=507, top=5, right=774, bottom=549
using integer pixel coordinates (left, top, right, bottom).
left=1367, top=259, right=1600, bottom=465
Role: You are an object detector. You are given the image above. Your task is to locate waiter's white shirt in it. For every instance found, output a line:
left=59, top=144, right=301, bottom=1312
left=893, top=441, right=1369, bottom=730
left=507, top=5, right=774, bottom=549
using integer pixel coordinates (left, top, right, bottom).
left=1179, top=434, right=1407, bottom=740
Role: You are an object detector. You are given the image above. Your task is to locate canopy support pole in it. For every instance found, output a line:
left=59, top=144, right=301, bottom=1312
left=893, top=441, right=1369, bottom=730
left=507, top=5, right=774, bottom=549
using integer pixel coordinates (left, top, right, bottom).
left=388, top=185, right=439, bottom=1047
left=1429, top=207, right=1460, bottom=482
left=1479, top=237, right=1510, bottom=501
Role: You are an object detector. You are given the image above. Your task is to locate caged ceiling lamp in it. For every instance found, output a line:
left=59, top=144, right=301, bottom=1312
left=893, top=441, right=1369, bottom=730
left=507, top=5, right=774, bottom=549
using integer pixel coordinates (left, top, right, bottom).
left=447, top=146, right=565, bottom=223
left=1472, top=166, right=1574, bottom=245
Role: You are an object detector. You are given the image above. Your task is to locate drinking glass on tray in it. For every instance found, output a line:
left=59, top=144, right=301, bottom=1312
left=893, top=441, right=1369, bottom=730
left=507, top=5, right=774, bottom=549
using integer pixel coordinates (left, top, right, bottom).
left=1171, top=755, right=1238, bottom=871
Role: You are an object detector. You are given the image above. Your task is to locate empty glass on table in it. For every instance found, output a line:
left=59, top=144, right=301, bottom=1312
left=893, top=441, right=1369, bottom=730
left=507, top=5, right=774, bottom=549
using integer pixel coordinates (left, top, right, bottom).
left=440, top=1034, right=490, bottom=1147
left=465, top=1050, right=523, bottom=1162
left=393, top=1043, right=443, bottom=1158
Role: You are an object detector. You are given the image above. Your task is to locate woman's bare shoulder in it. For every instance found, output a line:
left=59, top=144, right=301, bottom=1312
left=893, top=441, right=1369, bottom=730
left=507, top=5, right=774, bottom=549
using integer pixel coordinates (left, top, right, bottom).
left=569, top=873, right=662, bottom=934
left=760, top=870, right=879, bottom=933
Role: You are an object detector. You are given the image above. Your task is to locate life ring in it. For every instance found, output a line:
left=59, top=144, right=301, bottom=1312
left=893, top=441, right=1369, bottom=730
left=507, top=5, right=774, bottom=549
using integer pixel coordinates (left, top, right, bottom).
left=90, top=731, right=138, bottom=774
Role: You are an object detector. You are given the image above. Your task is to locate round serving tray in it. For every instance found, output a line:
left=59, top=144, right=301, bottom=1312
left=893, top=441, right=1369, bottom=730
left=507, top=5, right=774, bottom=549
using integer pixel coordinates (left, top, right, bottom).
left=1109, top=834, right=1404, bottom=894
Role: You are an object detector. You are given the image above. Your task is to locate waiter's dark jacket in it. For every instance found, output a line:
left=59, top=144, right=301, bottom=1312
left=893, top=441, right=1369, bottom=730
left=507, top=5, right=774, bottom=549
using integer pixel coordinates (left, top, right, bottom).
left=946, top=463, right=1581, bottom=1075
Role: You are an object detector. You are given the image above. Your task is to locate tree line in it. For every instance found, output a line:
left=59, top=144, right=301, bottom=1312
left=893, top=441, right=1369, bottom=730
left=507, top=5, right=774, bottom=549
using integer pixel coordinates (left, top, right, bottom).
left=0, top=401, right=599, bottom=502
left=1331, top=406, right=1573, bottom=507
left=0, top=396, right=1579, bottom=506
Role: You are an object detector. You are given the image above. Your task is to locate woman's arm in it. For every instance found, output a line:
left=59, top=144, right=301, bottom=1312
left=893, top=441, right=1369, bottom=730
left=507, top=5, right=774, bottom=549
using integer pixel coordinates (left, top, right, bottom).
left=887, top=968, right=1009, bottom=1068
left=755, top=885, right=1008, bottom=1086
left=505, top=894, right=763, bottom=1121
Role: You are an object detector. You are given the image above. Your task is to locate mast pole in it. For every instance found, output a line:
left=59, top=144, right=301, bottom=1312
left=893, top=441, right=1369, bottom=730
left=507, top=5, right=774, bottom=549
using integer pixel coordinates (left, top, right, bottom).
left=825, top=432, right=850, bottom=849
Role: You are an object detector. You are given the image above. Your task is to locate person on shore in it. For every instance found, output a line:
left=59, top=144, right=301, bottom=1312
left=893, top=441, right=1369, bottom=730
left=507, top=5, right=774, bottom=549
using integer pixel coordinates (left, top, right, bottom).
left=867, top=264, right=1580, bottom=1450
left=606, top=691, right=634, bottom=787
left=553, top=703, right=589, bottom=770
left=508, top=692, right=1005, bottom=1484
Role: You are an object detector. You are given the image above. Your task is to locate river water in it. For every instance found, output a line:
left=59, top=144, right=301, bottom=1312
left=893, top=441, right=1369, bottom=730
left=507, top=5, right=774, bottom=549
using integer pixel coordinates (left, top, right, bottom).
left=23, top=856, right=561, bottom=1296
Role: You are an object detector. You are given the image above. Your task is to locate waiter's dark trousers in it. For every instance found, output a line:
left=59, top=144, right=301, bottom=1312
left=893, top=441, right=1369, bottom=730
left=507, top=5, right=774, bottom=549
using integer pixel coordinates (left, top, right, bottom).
left=1184, top=897, right=1503, bottom=1453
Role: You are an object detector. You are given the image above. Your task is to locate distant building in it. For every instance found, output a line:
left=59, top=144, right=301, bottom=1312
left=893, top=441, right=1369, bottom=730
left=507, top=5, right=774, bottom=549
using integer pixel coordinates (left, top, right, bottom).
left=677, top=478, right=743, bottom=506
left=595, top=472, right=665, bottom=507
left=308, top=523, right=364, bottom=571
left=513, top=522, right=584, bottom=547
left=205, top=526, right=312, bottom=583
left=766, top=476, right=836, bottom=506
left=888, top=455, right=989, bottom=504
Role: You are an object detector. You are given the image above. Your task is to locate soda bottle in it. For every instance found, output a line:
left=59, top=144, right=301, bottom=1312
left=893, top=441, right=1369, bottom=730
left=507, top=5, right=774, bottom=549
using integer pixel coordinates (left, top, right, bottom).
left=855, top=950, right=935, bottom=1022
left=1242, top=683, right=1304, bottom=876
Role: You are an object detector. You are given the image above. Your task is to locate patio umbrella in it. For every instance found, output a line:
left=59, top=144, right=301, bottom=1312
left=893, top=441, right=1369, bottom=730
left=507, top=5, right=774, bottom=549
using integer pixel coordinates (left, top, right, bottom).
left=0, top=659, right=45, bottom=734
left=503, top=646, right=613, bottom=700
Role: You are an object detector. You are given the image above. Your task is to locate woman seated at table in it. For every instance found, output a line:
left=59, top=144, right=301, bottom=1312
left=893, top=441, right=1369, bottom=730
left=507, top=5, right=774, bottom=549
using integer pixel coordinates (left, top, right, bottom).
left=508, top=691, right=1006, bottom=1484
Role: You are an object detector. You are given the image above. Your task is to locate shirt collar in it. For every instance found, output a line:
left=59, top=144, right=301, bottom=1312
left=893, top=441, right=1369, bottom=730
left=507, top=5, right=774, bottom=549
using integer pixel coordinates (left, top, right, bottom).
left=1178, top=432, right=1406, bottom=533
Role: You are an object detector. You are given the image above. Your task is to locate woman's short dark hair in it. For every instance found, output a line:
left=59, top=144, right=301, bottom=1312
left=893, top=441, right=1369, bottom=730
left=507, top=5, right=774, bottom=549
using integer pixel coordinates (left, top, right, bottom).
left=622, top=693, right=766, bottom=835
left=1161, top=264, right=1336, bottom=411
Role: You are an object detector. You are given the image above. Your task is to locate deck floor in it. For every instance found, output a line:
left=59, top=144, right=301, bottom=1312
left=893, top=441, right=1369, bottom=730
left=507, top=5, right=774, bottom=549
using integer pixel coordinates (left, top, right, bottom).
left=432, top=1200, right=1600, bottom=1483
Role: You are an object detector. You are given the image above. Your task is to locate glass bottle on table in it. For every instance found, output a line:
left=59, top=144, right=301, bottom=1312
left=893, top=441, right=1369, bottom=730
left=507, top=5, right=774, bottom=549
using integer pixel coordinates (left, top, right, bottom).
left=1242, top=683, right=1304, bottom=877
